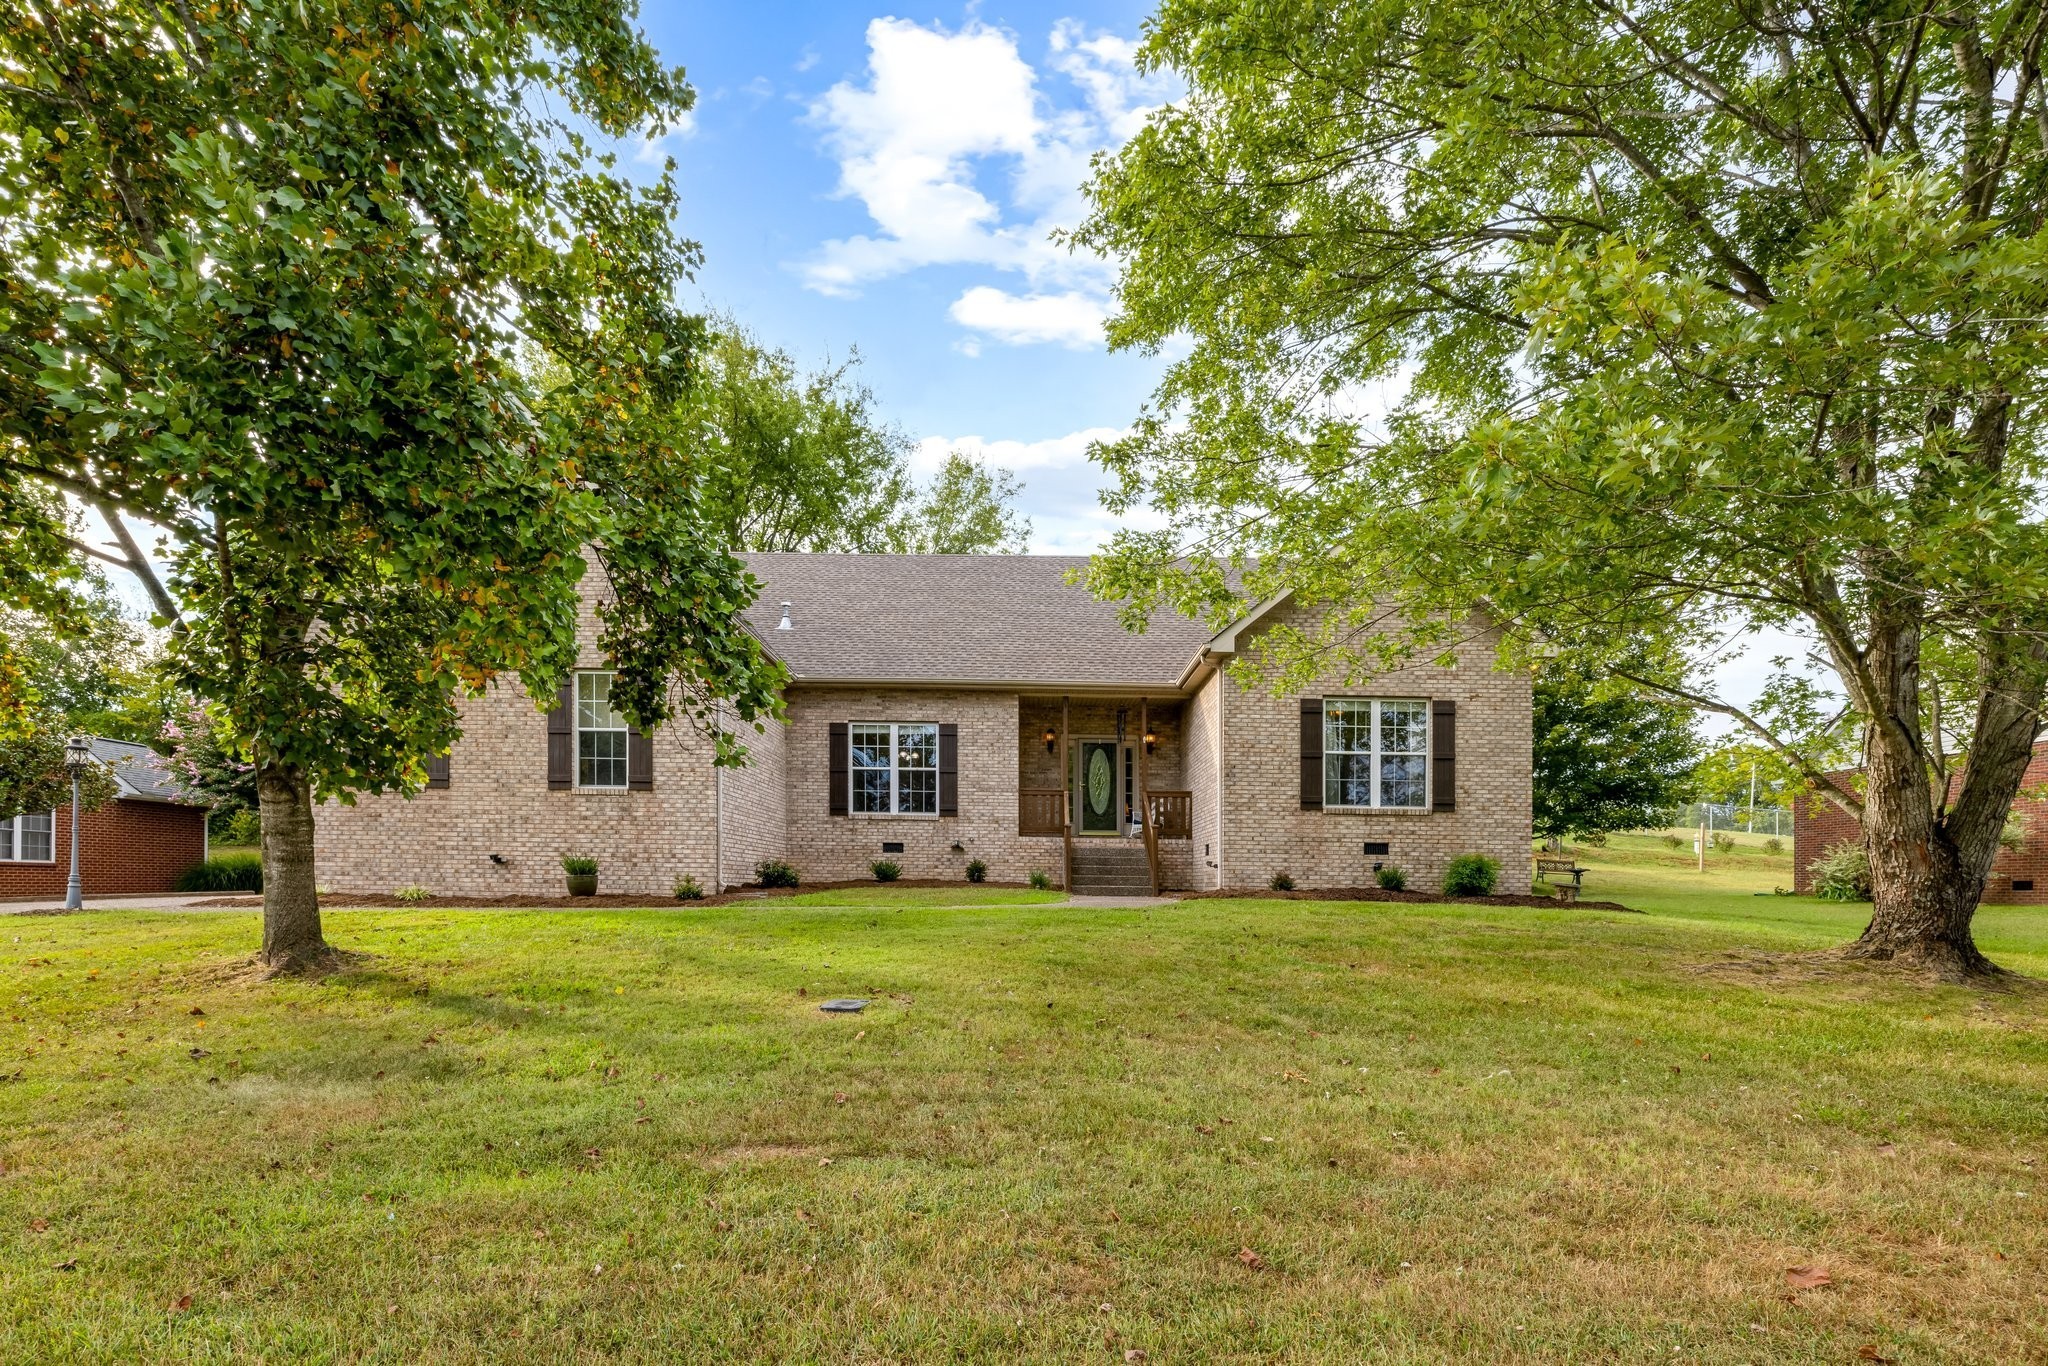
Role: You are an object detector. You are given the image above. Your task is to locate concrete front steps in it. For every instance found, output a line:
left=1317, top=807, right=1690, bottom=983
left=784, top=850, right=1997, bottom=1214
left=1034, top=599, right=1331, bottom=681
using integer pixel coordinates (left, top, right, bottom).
left=1069, top=839, right=1155, bottom=896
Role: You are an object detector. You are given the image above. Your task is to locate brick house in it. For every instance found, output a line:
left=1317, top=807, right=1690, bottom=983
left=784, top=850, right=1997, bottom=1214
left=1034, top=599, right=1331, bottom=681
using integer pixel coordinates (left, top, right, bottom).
left=1792, top=739, right=2048, bottom=904
left=316, top=555, right=1533, bottom=896
left=0, top=738, right=210, bottom=900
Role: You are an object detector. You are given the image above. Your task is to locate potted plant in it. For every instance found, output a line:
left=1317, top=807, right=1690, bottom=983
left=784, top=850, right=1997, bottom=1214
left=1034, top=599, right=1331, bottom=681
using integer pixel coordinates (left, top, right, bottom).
left=561, top=855, right=598, bottom=897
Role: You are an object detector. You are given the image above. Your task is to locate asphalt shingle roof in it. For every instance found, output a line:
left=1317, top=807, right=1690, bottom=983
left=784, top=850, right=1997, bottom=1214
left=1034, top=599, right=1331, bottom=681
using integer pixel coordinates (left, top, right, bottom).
left=738, top=553, right=1215, bottom=689
left=87, top=737, right=198, bottom=803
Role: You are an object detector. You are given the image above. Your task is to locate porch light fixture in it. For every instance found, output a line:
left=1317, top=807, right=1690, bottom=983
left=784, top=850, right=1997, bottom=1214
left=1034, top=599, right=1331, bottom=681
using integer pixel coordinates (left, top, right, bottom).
left=63, top=736, right=91, bottom=911
left=1143, top=730, right=1157, bottom=755
left=1043, top=728, right=1056, bottom=753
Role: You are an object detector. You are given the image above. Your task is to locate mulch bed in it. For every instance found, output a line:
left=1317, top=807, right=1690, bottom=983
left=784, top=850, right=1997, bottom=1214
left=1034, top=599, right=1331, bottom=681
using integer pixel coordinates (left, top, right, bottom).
left=191, top=879, right=1044, bottom=911
left=1178, top=886, right=1638, bottom=912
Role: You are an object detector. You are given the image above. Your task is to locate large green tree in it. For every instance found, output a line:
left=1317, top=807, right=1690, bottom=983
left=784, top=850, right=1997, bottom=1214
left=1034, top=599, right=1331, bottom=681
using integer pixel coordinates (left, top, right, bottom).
left=1077, top=0, right=2048, bottom=977
left=1534, top=663, right=1701, bottom=841
left=1, top=0, right=780, bottom=968
left=682, top=322, right=1030, bottom=555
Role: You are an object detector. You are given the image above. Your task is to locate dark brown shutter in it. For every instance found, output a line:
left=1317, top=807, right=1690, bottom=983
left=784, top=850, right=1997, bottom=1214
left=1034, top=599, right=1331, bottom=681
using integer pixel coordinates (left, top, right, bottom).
left=547, top=681, right=574, bottom=790
left=628, top=723, right=653, bottom=792
left=1300, top=698, right=1324, bottom=810
left=1431, top=699, right=1456, bottom=812
left=426, top=753, right=450, bottom=790
left=828, top=721, right=849, bottom=816
left=938, top=723, right=959, bottom=817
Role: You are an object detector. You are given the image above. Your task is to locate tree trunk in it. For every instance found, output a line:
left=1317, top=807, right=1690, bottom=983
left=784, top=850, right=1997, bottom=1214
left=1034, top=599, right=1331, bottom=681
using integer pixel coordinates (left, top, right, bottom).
left=257, top=757, right=327, bottom=970
left=1842, top=628, right=2040, bottom=981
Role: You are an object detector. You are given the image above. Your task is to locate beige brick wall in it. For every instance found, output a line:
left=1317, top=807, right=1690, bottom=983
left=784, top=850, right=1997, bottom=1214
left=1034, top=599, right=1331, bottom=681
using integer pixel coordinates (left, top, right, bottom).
left=1214, top=605, right=1533, bottom=894
left=314, top=675, right=722, bottom=898
left=1184, top=673, right=1223, bottom=890
left=783, top=687, right=1063, bottom=884
left=716, top=705, right=789, bottom=892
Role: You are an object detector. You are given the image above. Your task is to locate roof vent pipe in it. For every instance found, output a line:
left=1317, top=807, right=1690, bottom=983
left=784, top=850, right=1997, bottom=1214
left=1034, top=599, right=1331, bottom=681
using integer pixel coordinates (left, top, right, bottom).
left=776, top=601, right=793, bottom=631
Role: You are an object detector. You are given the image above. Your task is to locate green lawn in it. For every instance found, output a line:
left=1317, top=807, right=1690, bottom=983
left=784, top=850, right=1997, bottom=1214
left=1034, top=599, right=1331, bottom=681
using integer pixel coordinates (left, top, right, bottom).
left=4, top=885, right=2044, bottom=1362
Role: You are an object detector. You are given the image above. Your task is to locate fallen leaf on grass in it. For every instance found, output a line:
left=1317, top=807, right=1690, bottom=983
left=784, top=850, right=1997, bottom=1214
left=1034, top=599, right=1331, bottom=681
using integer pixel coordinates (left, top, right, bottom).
left=52, top=1258, right=76, bottom=1271
left=1195, top=1124, right=1214, bottom=1135
left=29, top=1217, right=48, bottom=1233
left=189, top=1008, right=205, bottom=1017
left=1236, top=1246, right=1267, bottom=1271
left=1857, top=1346, right=1894, bottom=1363
left=1876, top=1143, right=1896, bottom=1156
left=1124, top=1352, right=1148, bottom=1363
left=170, top=1294, right=192, bottom=1313
left=1280, top=1068, right=1308, bottom=1083
left=1785, top=1266, right=1833, bottom=1291
left=833, top=1091, right=848, bottom=1106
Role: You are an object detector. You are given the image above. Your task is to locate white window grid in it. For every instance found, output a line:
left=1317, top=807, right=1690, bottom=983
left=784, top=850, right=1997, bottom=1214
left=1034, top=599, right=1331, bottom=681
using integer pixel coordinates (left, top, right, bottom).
left=576, top=671, right=629, bottom=789
left=0, top=811, right=56, bottom=862
left=1324, top=699, right=1429, bottom=810
left=850, top=721, right=939, bottom=816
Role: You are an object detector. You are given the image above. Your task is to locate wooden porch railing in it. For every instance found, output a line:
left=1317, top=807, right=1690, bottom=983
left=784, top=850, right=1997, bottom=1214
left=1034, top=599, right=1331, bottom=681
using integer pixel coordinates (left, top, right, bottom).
left=1018, top=788, right=1068, bottom=837
left=1145, top=790, right=1193, bottom=841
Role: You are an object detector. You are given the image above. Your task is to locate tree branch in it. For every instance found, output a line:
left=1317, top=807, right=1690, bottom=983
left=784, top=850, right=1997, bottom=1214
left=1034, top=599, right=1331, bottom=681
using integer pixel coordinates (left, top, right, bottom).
left=1613, top=670, right=1864, bottom=817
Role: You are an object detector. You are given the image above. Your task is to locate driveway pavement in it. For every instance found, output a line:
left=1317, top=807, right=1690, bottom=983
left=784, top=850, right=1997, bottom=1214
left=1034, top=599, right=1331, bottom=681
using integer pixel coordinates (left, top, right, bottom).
left=0, top=894, right=244, bottom=914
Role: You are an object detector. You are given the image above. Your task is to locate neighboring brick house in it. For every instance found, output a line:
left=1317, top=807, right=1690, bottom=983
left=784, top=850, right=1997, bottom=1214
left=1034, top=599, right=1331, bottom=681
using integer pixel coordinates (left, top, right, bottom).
left=0, top=739, right=210, bottom=900
left=316, top=555, right=1533, bottom=896
left=1793, top=739, right=2048, bottom=904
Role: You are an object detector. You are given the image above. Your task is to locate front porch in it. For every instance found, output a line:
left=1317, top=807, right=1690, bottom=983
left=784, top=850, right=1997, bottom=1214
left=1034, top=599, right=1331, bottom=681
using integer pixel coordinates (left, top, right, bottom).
left=1014, top=696, right=1196, bottom=893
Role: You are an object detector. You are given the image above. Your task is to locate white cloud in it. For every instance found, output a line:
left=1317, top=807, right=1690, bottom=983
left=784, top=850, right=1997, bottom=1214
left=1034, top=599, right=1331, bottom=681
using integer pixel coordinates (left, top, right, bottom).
left=914, top=424, right=1153, bottom=554
left=634, top=107, right=697, bottom=165
left=911, top=426, right=1122, bottom=480
left=798, top=17, right=1176, bottom=347
left=948, top=286, right=1105, bottom=348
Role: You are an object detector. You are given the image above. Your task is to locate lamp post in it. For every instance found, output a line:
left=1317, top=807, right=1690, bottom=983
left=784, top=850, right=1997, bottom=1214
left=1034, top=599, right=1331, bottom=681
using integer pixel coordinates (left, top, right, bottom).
left=63, top=736, right=90, bottom=911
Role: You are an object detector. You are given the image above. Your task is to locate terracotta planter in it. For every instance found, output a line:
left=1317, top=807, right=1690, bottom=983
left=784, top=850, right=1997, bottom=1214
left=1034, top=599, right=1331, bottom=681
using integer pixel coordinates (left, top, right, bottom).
left=565, top=873, right=598, bottom=897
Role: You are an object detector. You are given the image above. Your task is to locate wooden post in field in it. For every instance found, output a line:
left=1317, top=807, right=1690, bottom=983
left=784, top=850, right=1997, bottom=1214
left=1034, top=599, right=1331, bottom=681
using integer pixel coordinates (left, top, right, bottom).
left=1697, top=821, right=1707, bottom=873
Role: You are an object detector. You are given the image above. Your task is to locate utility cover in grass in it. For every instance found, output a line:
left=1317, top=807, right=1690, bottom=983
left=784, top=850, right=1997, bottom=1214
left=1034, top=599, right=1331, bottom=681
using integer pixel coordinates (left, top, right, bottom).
left=819, top=998, right=868, bottom=1013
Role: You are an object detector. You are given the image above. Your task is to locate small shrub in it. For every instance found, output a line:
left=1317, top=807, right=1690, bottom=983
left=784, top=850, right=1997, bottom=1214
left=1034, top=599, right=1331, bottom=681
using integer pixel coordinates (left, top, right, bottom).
left=1809, top=840, right=1871, bottom=902
left=1443, top=853, right=1500, bottom=896
left=2000, top=816, right=2027, bottom=852
left=1028, top=869, right=1053, bottom=891
left=870, top=859, right=903, bottom=882
left=1375, top=865, right=1407, bottom=892
left=213, top=808, right=261, bottom=847
left=1269, top=872, right=1296, bottom=891
left=395, top=885, right=433, bottom=904
left=1710, top=831, right=1735, bottom=853
left=673, top=875, right=705, bottom=901
left=172, top=852, right=263, bottom=893
left=1579, top=830, right=1608, bottom=847
left=1763, top=837, right=1784, bottom=856
left=756, top=859, right=799, bottom=889
left=965, top=859, right=987, bottom=883
left=560, top=855, right=598, bottom=876
left=1661, top=834, right=1683, bottom=849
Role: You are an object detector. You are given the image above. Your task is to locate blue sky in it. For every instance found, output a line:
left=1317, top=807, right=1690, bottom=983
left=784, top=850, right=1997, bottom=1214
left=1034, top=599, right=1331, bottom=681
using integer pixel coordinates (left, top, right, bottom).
left=627, top=2, right=1176, bottom=552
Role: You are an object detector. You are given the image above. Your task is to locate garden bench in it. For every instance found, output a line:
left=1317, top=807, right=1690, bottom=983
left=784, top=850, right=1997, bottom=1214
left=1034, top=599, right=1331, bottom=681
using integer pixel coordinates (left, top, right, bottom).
left=1533, top=856, right=1588, bottom=901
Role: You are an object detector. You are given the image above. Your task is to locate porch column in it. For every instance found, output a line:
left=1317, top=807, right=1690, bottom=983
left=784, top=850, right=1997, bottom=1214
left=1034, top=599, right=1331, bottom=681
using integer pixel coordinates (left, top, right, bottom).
left=1060, top=697, right=1072, bottom=890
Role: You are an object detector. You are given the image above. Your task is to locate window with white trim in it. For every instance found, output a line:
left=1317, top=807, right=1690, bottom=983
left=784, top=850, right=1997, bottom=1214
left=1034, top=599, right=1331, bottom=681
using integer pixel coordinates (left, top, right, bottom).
left=0, top=811, right=56, bottom=862
left=1324, top=699, right=1429, bottom=809
left=576, top=671, right=628, bottom=789
left=850, top=722, right=938, bottom=815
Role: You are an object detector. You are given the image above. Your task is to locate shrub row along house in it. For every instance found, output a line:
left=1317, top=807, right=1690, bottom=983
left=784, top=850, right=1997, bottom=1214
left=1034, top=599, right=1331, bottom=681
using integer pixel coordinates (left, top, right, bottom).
left=0, top=739, right=209, bottom=901
left=316, top=555, right=1534, bottom=896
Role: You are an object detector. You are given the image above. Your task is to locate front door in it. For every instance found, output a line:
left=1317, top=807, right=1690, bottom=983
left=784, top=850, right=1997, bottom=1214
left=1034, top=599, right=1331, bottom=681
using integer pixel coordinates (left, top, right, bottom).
left=1075, top=740, right=1122, bottom=834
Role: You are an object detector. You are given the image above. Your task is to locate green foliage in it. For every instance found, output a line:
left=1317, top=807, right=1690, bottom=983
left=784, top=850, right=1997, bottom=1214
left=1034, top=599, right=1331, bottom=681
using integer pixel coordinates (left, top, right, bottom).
left=1269, top=872, right=1296, bottom=891
left=0, top=724, right=118, bottom=820
left=1711, top=832, right=1736, bottom=853
left=162, top=702, right=259, bottom=827
left=0, top=0, right=785, bottom=953
left=1073, top=0, right=2048, bottom=956
left=1443, top=855, right=1501, bottom=897
left=672, top=875, right=705, bottom=901
left=172, top=852, right=263, bottom=894
left=756, top=860, right=800, bottom=889
left=394, top=886, right=433, bottom=904
left=1662, top=835, right=1684, bottom=850
left=1810, top=841, right=1873, bottom=903
left=1763, top=838, right=1784, bottom=856
left=560, top=856, right=599, bottom=877
left=888, top=451, right=1031, bottom=555
left=1375, top=866, right=1407, bottom=892
left=1533, top=664, right=1700, bottom=840
left=965, top=859, right=988, bottom=883
left=212, top=809, right=262, bottom=848
left=1028, top=870, right=1053, bottom=891
left=870, top=859, right=903, bottom=883
left=0, top=570, right=169, bottom=743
